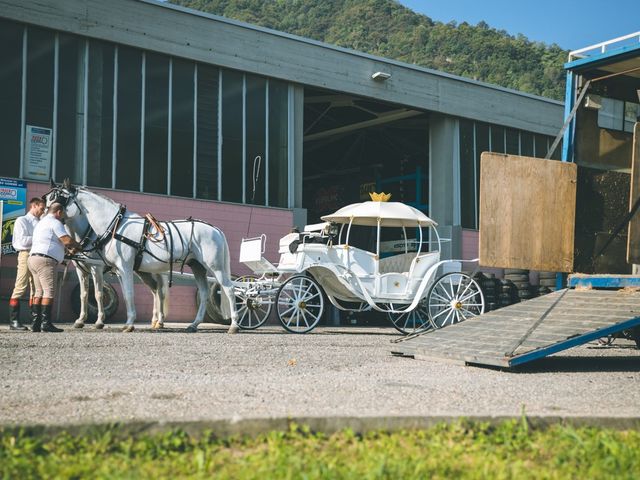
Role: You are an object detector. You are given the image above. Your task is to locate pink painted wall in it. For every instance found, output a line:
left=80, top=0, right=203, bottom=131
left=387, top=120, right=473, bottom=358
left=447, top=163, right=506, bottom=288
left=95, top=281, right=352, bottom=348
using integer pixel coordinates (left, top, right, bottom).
left=1, top=181, right=293, bottom=323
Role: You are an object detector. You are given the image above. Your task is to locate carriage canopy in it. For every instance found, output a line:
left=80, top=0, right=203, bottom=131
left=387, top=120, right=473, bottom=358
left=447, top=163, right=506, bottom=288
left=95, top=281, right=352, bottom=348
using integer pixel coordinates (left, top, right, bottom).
left=321, top=201, right=436, bottom=227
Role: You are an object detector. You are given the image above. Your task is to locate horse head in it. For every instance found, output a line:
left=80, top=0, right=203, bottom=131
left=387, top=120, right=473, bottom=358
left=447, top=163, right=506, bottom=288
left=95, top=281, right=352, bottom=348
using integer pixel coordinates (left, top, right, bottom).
left=43, top=178, right=82, bottom=219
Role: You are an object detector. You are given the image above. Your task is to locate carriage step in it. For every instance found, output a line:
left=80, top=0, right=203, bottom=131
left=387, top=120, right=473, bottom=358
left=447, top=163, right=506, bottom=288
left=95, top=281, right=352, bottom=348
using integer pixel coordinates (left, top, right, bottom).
left=391, top=288, right=640, bottom=368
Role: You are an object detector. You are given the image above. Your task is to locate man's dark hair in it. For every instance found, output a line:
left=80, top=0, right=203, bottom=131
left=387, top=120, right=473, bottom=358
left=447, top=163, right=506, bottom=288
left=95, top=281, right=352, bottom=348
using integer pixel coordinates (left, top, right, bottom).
left=29, top=197, right=44, bottom=206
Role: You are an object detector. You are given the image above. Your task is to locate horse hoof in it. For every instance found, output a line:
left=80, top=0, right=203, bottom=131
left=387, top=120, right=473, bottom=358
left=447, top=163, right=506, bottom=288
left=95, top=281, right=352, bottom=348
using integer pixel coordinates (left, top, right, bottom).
left=151, top=320, right=157, bottom=329
left=95, top=323, right=105, bottom=330
left=122, top=325, right=135, bottom=333
left=227, top=325, right=239, bottom=334
left=185, top=325, right=197, bottom=333
left=151, top=321, right=164, bottom=330
left=73, top=322, right=85, bottom=329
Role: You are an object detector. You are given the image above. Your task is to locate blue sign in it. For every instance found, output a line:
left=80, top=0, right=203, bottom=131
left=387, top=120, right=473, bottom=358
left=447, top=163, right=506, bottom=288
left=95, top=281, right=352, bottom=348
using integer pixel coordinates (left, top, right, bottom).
left=1, top=177, right=28, bottom=256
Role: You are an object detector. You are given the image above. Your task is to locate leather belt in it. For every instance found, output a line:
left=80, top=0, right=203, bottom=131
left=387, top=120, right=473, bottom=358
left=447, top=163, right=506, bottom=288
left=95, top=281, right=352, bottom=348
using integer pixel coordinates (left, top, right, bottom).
left=30, top=253, right=57, bottom=262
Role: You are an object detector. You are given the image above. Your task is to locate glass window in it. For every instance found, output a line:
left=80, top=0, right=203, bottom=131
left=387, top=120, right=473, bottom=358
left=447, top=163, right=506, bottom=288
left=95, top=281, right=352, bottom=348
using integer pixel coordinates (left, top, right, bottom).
left=246, top=74, right=266, bottom=205
left=143, top=53, right=169, bottom=195
left=520, top=132, right=534, bottom=157
left=0, top=19, right=23, bottom=178
left=196, top=64, right=219, bottom=200
left=26, top=27, right=55, bottom=180
left=87, top=40, right=115, bottom=188
left=268, top=80, right=289, bottom=208
left=624, top=102, right=640, bottom=133
left=598, top=97, right=624, bottom=130
left=170, top=59, right=194, bottom=198
left=116, top=46, right=142, bottom=191
left=534, top=135, right=547, bottom=158
left=56, top=34, right=84, bottom=184
left=221, top=70, right=243, bottom=203
left=459, top=119, right=475, bottom=229
left=26, top=27, right=54, bottom=129
left=505, top=128, right=519, bottom=155
left=490, top=126, right=505, bottom=153
left=548, top=136, right=562, bottom=160
left=475, top=123, right=490, bottom=226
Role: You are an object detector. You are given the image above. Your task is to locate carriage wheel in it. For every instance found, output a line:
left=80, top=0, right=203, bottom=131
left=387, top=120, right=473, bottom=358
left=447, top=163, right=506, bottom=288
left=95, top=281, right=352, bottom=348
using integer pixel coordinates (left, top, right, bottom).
left=387, top=298, right=432, bottom=335
left=276, top=275, right=324, bottom=333
left=235, top=275, right=272, bottom=330
left=427, top=272, right=484, bottom=329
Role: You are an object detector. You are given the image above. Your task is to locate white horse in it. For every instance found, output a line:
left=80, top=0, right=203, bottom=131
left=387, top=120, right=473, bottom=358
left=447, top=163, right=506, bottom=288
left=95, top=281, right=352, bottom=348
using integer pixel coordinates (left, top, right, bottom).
left=49, top=182, right=239, bottom=333
left=59, top=206, right=169, bottom=330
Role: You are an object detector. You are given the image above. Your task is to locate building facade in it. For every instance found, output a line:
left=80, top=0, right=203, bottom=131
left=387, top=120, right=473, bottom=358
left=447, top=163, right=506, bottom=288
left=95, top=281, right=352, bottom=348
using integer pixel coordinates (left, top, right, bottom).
left=0, top=0, right=563, bottom=322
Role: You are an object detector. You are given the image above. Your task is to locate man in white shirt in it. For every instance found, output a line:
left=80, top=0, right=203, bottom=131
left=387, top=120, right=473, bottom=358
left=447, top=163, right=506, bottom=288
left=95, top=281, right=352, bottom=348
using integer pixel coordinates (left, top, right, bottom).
left=7, top=197, right=45, bottom=330
left=27, top=202, right=82, bottom=332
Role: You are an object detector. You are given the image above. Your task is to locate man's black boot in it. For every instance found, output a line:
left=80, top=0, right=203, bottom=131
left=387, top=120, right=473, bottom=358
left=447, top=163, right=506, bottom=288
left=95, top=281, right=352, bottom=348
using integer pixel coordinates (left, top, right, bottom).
left=9, top=301, right=27, bottom=331
left=30, top=303, right=42, bottom=332
left=41, top=304, right=63, bottom=333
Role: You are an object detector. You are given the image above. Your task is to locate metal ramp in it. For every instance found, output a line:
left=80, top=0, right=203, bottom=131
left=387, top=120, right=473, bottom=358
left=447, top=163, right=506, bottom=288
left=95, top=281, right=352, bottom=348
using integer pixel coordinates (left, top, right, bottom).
left=392, top=288, right=640, bottom=368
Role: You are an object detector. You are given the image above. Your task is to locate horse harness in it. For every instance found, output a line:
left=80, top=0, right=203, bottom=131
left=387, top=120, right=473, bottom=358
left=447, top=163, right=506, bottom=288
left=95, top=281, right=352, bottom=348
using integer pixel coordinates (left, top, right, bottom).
left=90, top=206, right=197, bottom=287
left=47, top=188, right=197, bottom=288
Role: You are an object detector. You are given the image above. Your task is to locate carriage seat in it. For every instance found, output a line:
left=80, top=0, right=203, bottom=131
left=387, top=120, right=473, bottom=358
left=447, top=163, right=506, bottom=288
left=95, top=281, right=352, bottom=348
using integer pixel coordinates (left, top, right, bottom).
left=378, top=252, right=416, bottom=274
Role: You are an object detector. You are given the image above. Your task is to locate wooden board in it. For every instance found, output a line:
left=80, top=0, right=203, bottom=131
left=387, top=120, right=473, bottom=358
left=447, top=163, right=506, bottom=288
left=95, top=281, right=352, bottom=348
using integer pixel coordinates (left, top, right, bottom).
left=627, top=123, right=640, bottom=263
left=479, top=153, right=577, bottom=272
left=391, top=288, right=640, bottom=368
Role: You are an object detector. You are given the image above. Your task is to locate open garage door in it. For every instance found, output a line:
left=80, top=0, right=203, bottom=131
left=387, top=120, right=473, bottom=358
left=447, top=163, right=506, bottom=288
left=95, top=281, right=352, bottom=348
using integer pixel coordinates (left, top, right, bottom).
left=303, top=88, right=429, bottom=224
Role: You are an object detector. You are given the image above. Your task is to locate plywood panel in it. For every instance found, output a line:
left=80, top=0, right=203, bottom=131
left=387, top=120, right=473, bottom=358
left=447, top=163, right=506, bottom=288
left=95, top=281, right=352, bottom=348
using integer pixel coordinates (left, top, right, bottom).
left=479, top=153, right=576, bottom=272
left=627, top=123, right=640, bottom=263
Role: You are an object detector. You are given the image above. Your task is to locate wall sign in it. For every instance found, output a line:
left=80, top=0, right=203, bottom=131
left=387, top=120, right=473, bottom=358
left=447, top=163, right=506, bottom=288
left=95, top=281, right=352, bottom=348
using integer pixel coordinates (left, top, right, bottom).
left=0, top=177, right=27, bottom=256
left=24, top=125, right=52, bottom=181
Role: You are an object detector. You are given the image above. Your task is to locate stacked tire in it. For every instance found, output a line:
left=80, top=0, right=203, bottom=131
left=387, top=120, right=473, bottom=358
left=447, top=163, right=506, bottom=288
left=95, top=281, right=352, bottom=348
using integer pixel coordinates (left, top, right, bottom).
left=538, top=271, right=558, bottom=292
left=504, top=268, right=534, bottom=301
left=499, top=279, right=519, bottom=307
left=474, top=272, right=499, bottom=312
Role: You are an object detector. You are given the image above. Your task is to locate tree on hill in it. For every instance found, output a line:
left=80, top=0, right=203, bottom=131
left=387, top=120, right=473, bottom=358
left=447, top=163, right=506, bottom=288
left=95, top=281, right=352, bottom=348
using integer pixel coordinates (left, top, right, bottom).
left=170, top=0, right=567, bottom=100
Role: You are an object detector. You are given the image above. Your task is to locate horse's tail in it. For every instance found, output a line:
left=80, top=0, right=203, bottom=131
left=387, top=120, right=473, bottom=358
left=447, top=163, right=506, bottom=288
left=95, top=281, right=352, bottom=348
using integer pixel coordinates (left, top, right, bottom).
left=217, top=228, right=234, bottom=320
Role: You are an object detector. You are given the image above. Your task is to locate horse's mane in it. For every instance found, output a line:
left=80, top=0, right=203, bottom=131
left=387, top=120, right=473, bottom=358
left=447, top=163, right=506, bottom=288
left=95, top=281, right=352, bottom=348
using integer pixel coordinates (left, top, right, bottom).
left=78, top=186, right=120, bottom=208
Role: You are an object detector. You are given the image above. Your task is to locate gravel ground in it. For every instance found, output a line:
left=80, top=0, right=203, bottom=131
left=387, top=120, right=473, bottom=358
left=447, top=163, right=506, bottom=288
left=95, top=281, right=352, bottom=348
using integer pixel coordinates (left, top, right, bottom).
left=1, top=323, right=639, bottom=430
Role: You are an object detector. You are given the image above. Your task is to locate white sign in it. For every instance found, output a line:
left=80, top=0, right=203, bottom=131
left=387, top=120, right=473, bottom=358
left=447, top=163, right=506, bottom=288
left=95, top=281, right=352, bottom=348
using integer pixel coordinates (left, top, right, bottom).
left=24, top=125, right=52, bottom=180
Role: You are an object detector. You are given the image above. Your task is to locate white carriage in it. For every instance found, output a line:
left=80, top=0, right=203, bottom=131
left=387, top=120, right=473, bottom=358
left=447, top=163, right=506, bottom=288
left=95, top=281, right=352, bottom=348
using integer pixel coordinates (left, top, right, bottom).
left=233, top=199, right=485, bottom=334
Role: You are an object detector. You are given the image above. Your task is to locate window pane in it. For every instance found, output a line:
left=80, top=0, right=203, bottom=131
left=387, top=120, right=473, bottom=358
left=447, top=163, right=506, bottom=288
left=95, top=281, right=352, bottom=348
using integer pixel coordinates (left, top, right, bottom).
left=56, top=34, right=83, bottom=184
left=116, top=46, right=142, bottom=191
left=171, top=58, right=194, bottom=198
left=196, top=64, right=219, bottom=200
left=143, top=52, right=168, bottom=195
left=475, top=123, right=489, bottom=223
left=0, top=19, right=23, bottom=178
left=534, top=135, right=547, bottom=158
left=598, top=97, right=623, bottom=130
left=490, top=125, right=505, bottom=153
left=520, top=132, right=533, bottom=157
left=549, top=137, right=562, bottom=160
left=26, top=27, right=54, bottom=179
left=246, top=75, right=266, bottom=205
left=506, top=128, right=519, bottom=155
left=87, top=40, right=114, bottom=188
left=221, top=70, right=243, bottom=203
left=459, top=119, right=475, bottom=229
left=26, top=27, right=54, bottom=129
left=268, top=80, right=288, bottom=208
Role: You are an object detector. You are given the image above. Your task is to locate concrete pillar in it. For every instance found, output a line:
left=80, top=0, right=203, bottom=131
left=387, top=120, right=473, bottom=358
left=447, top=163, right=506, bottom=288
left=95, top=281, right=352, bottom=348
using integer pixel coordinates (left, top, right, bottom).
left=429, top=113, right=461, bottom=259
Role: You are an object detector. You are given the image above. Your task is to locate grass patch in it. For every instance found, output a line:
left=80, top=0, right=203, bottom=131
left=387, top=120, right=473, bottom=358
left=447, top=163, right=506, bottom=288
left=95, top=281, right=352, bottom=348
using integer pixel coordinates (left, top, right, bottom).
left=1, top=419, right=639, bottom=479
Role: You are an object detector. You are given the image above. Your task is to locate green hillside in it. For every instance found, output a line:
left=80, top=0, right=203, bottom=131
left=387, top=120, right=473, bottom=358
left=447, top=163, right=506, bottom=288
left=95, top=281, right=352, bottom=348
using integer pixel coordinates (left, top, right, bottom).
left=170, top=0, right=568, bottom=100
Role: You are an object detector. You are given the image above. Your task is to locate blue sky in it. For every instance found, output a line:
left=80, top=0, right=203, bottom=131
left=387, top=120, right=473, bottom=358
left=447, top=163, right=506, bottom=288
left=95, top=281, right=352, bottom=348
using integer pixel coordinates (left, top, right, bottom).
left=399, top=1, right=639, bottom=51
